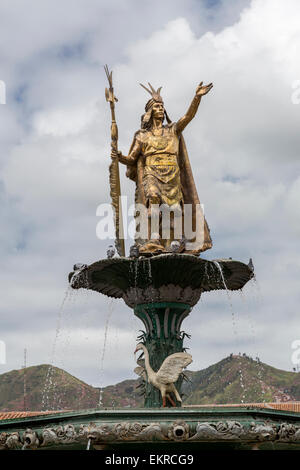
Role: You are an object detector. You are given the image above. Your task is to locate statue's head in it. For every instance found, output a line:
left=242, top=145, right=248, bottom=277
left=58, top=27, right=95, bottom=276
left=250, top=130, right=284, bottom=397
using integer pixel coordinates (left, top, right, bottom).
left=151, top=100, right=164, bottom=120
left=140, top=82, right=171, bottom=129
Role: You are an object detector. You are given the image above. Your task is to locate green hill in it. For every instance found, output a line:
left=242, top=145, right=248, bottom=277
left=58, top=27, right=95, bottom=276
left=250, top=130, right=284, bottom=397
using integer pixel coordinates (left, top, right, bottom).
left=183, top=355, right=300, bottom=404
left=0, top=364, right=101, bottom=411
left=1, top=355, right=300, bottom=411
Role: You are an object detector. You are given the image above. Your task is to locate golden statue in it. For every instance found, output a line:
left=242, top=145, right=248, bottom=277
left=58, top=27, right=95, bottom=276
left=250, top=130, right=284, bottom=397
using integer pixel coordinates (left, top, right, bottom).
left=111, top=79, right=213, bottom=256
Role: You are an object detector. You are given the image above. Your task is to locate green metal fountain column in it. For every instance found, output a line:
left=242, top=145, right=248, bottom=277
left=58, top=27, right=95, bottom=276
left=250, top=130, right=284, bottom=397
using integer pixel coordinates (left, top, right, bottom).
left=134, top=301, right=191, bottom=408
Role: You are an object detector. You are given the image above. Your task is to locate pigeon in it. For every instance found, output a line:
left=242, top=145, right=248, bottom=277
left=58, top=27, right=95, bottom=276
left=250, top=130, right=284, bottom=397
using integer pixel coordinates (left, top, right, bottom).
left=69, top=263, right=87, bottom=285
left=73, top=263, right=87, bottom=271
left=170, top=240, right=180, bottom=253
left=107, top=245, right=116, bottom=259
left=248, top=258, right=254, bottom=272
left=129, top=244, right=140, bottom=258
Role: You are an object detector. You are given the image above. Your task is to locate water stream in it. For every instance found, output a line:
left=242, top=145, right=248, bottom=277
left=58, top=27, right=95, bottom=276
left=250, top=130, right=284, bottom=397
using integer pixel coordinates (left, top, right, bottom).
left=213, top=261, right=239, bottom=342
left=238, top=278, right=266, bottom=401
left=212, top=261, right=246, bottom=403
left=42, top=286, right=74, bottom=411
left=146, top=257, right=155, bottom=305
left=237, top=289, right=256, bottom=349
left=43, top=267, right=92, bottom=411
left=98, top=298, right=115, bottom=408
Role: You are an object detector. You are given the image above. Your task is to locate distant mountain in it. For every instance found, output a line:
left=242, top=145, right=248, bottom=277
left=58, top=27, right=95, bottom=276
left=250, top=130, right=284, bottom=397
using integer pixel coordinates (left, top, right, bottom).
left=1, top=356, right=300, bottom=411
left=0, top=364, right=101, bottom=411
left=182, top=355, right=300, bottom=405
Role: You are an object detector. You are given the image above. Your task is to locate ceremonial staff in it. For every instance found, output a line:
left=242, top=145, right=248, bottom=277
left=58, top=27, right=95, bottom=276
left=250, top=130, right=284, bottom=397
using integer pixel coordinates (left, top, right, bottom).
left=104, top=65, right=125, bottom=256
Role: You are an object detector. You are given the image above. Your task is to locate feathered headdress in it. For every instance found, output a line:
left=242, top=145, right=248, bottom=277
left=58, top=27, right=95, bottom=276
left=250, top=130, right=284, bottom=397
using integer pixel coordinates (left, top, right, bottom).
left=140, top=82, right=163, bottom=107
left=139, top=82, right=171, bottom=128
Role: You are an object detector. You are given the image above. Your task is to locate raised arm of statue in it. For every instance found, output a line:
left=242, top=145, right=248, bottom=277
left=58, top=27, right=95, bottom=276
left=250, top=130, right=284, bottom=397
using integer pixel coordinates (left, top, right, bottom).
left=176, top=82, right=213, bottom=134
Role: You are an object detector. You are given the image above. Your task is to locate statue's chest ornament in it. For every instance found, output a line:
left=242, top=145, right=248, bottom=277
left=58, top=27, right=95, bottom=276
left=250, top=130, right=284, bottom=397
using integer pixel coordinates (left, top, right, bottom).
left=149, top=134, right=169, bottom=151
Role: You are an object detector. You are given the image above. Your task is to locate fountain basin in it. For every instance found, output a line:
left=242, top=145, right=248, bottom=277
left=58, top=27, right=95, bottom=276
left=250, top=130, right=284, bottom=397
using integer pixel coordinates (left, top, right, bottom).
left=68, top=254, right=254, bottom=308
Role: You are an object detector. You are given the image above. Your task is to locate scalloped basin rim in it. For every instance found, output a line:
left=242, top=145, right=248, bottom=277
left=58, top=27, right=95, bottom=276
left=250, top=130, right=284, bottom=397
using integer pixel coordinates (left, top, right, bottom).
left=69, top=254, right=254, bottom=300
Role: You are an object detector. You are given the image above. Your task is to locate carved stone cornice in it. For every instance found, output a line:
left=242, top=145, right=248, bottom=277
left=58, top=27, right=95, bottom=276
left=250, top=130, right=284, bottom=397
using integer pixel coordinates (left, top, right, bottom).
left=2, top=419, right=300, bottom=450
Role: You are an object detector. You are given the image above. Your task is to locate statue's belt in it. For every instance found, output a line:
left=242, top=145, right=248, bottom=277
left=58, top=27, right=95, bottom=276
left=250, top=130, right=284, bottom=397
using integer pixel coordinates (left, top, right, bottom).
left=145, top=154, right=178, bottom=166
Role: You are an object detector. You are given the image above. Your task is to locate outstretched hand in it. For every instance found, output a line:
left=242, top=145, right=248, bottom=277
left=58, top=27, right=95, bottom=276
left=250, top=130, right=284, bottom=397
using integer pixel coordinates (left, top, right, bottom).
left=196, top=82, right=213, bottom=97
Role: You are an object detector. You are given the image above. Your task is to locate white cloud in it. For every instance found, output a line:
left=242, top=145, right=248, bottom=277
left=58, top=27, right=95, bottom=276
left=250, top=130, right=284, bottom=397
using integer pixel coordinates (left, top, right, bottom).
left=285, top=177, right=300, bottom=233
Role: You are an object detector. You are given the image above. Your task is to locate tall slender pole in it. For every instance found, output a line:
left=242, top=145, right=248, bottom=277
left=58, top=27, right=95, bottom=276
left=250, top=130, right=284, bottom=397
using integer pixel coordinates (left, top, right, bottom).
left=104, top=65, right=125, bottom=257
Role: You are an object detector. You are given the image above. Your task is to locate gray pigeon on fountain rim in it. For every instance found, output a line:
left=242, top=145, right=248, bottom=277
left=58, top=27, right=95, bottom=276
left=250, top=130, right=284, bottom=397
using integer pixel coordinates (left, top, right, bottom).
left=107, top=245, right=116, bottom=259
left=170, top=240, right=181, bottom=253
left=248, top=258, right=254, bottom=272
left=129, top=244, right=140, bottom=258
left=73, top=263, right=88, bottom=271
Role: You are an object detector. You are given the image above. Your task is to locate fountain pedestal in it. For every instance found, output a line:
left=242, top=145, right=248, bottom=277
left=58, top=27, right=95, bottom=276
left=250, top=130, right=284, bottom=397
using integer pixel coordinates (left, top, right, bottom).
left=69, top=254, right=254, bottom=408
left=134, top=302, right=191, bottom=407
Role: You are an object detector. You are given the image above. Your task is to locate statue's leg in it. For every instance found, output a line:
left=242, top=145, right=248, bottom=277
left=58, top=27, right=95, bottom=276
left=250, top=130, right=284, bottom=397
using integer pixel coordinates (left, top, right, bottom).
left=161, top=387, right=167, bottom=408
left=163, top=211, right=173, bottom=249
left=172, top=383, right=182, bottom=403
left=166, top=393, right=176, bottom=407
left=143, top=174, right=163, bottom=243
left=147, top=196, right=161, bottom=241
left=162, top=202, right=184, bottom=249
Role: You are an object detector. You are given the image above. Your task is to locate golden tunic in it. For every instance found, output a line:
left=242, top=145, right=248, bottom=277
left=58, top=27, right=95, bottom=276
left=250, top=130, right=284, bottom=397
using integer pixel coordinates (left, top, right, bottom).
left=137, top=124, right=183, bottom=207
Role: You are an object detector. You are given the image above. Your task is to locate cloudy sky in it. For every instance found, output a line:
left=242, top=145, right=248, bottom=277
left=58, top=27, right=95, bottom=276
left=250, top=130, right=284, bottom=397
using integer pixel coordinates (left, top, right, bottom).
left=0, top=0, right=300, bottom=394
